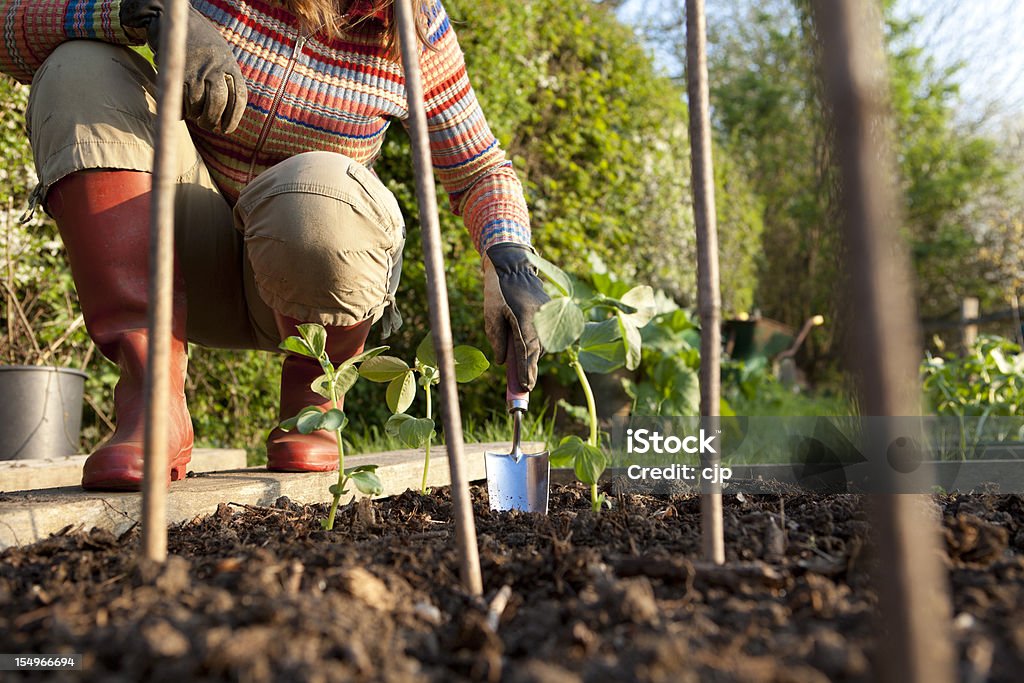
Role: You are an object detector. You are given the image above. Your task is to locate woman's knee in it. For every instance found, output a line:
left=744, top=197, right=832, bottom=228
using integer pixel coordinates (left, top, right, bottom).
left=236, top=152, right=406, bottom=326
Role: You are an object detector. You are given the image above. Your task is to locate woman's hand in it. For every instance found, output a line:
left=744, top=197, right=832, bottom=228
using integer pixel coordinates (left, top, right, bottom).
left=120, top=1, right=248, bottom=134
left=483, top=243, right=549, bottom=391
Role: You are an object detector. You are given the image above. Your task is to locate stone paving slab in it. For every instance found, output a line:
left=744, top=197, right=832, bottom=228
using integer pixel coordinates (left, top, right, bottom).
left=0, top=442, right=541, bottom=549
left=0, top=448, right=247, bottom=493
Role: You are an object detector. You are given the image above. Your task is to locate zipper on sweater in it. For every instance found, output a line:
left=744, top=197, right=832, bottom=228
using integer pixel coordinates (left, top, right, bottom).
left=247, top=29, right=310, bottom=183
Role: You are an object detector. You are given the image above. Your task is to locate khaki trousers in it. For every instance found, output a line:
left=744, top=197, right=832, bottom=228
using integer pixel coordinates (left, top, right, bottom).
left=26, top=40, right=406, bottom=351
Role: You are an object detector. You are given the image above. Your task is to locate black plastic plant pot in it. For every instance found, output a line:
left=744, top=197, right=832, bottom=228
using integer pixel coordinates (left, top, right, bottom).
left=0, top=365, right=87, bottom=460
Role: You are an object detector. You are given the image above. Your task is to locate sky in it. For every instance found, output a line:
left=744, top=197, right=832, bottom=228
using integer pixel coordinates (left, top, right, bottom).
left=893, top=0, right=1024, bottom=129
left=615, top=0, right=1024, bottom=132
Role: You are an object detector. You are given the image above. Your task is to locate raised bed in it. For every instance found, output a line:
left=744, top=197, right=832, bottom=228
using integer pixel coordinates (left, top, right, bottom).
left=1, top=484, right=1022, bottom=681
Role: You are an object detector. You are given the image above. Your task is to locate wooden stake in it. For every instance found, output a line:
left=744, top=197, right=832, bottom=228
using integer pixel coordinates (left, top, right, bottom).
left=1012, top=293, right=1022, bottom=345
left=961, top=296, right=979, bottom=352
left=395, top=0, right=483, bottom=597
left=141, top=0, right=189, bottom=563
left=811, top=2, right=954, bottom=682
left=685, top=0, right=724, bottom=565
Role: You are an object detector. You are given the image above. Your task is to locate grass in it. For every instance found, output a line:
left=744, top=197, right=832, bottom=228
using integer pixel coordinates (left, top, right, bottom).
left=345, top=406, right=557, bottom=455
left=729, top=383, right=857, bottom=417
left=237, top=407, right=558, bottom=467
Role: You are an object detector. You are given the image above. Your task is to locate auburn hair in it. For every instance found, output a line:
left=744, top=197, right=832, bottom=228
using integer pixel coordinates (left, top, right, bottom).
left=284, top=0, right=433, bottom=55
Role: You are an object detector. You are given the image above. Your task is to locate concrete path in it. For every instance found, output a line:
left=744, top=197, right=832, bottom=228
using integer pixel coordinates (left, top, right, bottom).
left=0, top=448, right=247, bottom=493
left=0, top=442, right=536, bottom=549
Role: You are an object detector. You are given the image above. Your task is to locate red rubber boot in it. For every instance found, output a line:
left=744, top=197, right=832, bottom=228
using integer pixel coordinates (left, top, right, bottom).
left=267, top=315, right=371, bottom=472
left=48, top=171, right=193, bottom=490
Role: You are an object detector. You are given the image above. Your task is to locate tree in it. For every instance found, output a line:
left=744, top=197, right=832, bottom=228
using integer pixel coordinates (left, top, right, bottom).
left=622, top=0, right=1012, bottom=366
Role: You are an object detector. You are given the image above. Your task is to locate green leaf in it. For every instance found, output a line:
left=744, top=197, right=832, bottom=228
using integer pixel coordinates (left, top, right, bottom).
left=720, top=398, right=736, bottom=417
left=621, top=286, right=657, bottom=327
left=309, top=373, right=333, bottom=400
left=453, top=345, right=489, bottom=383
left=654, top=359, right=700, bottom=415
left=278, top=415, right=299, bottom=432
left=334, top=365, right=360, bottom=396
left=579, top=319, right=622, bottom=348
left=297, top=323, right=327, bottom=359
left=534, top=297, right=585, bottom=352
left=359, top=356, right=410, bottom=382
left=385, top=412, right=414, bottom=437
left=320, top=408, right=347, bottom=432
left=618, top=313, right=643, bottom=371
left=549, top=435, right=606, bottom=485
left=387, top=413, right=435, bottom=448
left=595, top=296, right=638, bottom=315
left=344, top=464, right=379, bottom=475
left=344, top=345, right=389, bottom=366
left=416, top=335, right=437, bottom=368
left=991, top=348, right=1012, bottom=375
left=386, top=371, right=416, bottom=413
left=626, top=381, right=664, bottom=416
left=525, top=251, right=573, bottom=297
left=279, top=336, right=316, bottom=358
left=403, top=418, right=435, bottom=449
left=574, top=444, right=607, bottom=486
left=350, top=470, right=384, bottom=496
left=328, top=483, right=349, bottom=497
left=578, top=341, right=626, bottom=374
left=296, top=406, right=325, bottom=435
left=578, top=320, right=625, bottom=373
left=556, top=400, right=591, bottom=426
left=549, top=435, right=586, bottom=467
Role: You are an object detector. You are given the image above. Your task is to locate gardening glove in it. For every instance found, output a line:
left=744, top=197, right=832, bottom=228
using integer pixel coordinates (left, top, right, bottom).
left=483, top=243, right=550, bottom=392
left=120, top=0, right=248, bottom=134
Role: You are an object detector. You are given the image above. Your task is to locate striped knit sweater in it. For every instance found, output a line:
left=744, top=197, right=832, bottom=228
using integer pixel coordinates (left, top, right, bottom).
left=0, top=0, right=531, bottom=253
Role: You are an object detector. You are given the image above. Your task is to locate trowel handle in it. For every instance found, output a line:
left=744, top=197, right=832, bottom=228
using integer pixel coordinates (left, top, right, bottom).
left=505, top=339, right=529, bottom=410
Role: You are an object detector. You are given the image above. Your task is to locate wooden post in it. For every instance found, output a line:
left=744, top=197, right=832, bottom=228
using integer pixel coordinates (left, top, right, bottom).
left=961, top=296, right=979, bottom=351
left=141, top=0, right=189, bottom=564
left=395, top=0, right=483, bottom=597
left=1012, top=293, right=1022, bottom=345
left=686, top=0, right=724, bottom=565
left=811, top=2, right=954, bottom=682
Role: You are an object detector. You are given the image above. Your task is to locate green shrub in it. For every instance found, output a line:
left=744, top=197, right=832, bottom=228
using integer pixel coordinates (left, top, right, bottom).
left=922, top=335, right=1024, bottom=417
left=373, top=0, right=764, bottom=425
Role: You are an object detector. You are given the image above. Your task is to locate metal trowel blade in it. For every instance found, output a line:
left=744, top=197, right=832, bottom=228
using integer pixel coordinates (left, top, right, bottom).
left=484, top=448, right=550, bottom=513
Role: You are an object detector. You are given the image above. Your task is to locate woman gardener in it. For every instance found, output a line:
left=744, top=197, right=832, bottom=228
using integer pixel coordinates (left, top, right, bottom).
left=0, top=0, right=547, bottom=489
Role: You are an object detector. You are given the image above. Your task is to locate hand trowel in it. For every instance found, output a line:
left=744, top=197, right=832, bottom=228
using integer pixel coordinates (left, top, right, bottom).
left=485, top=345, right=550, bottom=512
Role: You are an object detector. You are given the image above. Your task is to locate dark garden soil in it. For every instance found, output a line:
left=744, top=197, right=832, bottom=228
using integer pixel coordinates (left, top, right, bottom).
left=2, top=484, right=1024, bottom=682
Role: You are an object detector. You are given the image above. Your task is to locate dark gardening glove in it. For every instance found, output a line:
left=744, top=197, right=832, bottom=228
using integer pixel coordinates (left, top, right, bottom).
left=483, top=243, right=550, bottom=392
left=120, top=1, right=247, bottom=134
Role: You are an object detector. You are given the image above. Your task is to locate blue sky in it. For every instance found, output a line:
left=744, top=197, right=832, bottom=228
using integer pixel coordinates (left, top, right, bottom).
left=894, top=0, right=1024, bottom=128
left=615, top=0, right=1024, bottom=130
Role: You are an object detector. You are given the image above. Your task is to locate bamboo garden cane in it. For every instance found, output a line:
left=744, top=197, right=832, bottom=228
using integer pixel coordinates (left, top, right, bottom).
left=686, top=0, right=725, bottom=565
left=811, top=2, right=954, bottom=681
left=141, top=0, right=189, bottom=564
left=394, top=0, right=483, bottom=597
